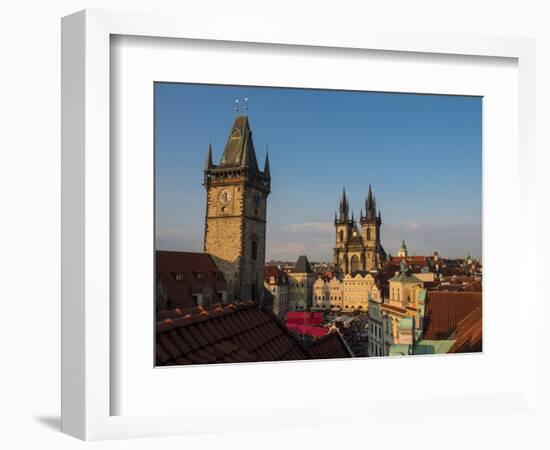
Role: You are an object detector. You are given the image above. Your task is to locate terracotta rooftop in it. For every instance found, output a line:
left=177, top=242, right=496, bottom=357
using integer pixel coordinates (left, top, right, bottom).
left=156, top=250, right=227, bottom=309
left=264, top=265, right=289, bottom=284
left=307, top=331, right=353, bottom=359
left=423, top=291, right=482, bottom=340
left=156, top=302, right=343, bottom=366
left=448, top=307, right=482, bottom=353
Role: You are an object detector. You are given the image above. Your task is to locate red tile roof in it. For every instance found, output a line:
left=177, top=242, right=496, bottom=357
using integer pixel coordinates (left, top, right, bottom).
left=464, top=279, right=482, bottom=292
left=390, top=256, right=431, bottom=265
left=156, top=302, right=312, bottom=366
left=423, top=291, right=482, bottom=340
left=307, top=331, right=353, bottom=359
left=448, top=307, right=482, bottom=353
left=264, top=265, right=289, bottom=284
left=156, top=250, right=227, bottom=308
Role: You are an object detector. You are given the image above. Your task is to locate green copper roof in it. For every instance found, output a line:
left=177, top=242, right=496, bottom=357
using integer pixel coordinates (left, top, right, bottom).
left=389, top=344, right=411, bottom=356
left=389, top=272, right=422, bottom=284
left=414, top=340, right=455, bottom=355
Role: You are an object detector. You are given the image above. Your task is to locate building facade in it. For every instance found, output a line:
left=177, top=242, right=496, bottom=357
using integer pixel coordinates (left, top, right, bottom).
left=155, top=251, right=228, bottom=311
left=380, top=261, right=425, bottom=355
left=203, top=114, right=271, bottom=303
left=264, top=265, right=289, bottom=319
left=333, top=185, right=386, bottom=275
left=287, top=255, right=315, bottom=311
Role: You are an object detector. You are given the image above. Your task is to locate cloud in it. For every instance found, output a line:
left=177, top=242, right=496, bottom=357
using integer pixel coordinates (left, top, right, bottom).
left=285, top=222, right=334, bottom=233
left=156, top=226, right=202, bottom=252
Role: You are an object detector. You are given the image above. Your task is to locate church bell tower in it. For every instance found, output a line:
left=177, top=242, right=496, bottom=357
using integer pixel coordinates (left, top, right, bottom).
left=203, top=106, right=271, bottom=303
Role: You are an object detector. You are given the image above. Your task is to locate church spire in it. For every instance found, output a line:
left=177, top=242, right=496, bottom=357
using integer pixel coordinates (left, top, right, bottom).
left=219, top=114, right=259, bottom=171
left=365, top=184, right=376, bottom=220
left=339, top=187, right=349, bottom=221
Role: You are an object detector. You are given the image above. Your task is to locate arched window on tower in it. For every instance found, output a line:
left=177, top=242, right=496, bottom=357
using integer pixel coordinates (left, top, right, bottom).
left=366, top=228, right=371, bottom=240
left=339, top=230, right=344, bottom=242
left=350, top=255, right=360, bottom=273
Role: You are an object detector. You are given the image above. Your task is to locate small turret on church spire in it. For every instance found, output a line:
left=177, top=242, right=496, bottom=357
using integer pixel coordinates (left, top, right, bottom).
left=204, top=141, right=213, bottom=170
left=263, top=147, right=270, bottom=178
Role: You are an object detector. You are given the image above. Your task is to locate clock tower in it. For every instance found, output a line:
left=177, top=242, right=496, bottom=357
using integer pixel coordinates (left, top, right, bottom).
left=203, top=113, right=271, bottom=303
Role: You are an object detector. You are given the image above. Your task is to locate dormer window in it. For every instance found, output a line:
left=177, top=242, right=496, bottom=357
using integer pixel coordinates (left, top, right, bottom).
left=174, top=272, right=185, bottom=282
left=194, top=271, right=204, bottom=280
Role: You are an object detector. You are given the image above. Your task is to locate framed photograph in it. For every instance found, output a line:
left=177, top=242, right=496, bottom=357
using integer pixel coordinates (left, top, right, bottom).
left=62, top=9, right=537, bottom=441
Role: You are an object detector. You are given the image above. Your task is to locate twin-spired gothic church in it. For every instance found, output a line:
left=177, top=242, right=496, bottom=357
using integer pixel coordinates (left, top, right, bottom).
left=201, top=109, right=386, bottom=305
left=333, top=186, right=387, bottom=274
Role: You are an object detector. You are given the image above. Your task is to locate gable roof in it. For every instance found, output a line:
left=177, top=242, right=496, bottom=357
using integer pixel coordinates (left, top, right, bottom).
left=156, top=250, right=227, bottom=307
left=156, top=302, right=311, bottom=365
left=389, top=270, right=423, bottom=284
left=307, top=331, right=354, bottom=359
left=422, top=291, right=482, bottom=340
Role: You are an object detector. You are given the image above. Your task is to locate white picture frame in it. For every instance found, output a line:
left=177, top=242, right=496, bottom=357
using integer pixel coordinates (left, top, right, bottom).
left=61, top=9, right=538, bottom=441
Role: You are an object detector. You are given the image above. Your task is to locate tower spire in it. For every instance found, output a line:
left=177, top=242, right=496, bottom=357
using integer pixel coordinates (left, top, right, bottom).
left=365, top=184, right=376, bottom=220
left=339, top=186, right=349, bottom=221
left=204, top=140, right=213, bottom=170
left=263, top=145, right=270, bottom=177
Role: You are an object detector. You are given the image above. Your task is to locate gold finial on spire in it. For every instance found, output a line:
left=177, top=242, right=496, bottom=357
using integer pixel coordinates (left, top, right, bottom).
left=234, top=98, right=239, bottom=116
left=244, top=97, right=249, bottom=114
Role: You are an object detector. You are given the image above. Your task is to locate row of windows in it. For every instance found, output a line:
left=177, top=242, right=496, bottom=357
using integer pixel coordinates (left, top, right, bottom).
left=172, top=271, right=224, bottom=282
left=370, top=341, right=383, bottom=357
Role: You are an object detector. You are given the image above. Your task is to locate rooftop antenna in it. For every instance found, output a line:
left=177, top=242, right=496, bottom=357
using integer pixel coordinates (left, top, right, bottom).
left=234, top=98, right=239, bottom=116
left=244, top=97, right=249, bottom=114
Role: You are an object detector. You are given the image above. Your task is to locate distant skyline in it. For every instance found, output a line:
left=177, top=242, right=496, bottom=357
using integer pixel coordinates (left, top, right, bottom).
left=155, top=83, right=482, bottom=261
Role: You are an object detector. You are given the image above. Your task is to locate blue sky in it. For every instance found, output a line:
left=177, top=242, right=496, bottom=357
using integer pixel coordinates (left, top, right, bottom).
left=155, top=83, right=482, bottom=261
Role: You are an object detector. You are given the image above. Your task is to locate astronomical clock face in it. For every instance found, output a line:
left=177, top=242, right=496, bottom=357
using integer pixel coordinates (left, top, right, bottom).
left=218, top=189, right=232, bottom=206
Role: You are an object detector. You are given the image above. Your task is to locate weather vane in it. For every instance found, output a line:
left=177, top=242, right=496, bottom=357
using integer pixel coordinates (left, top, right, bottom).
left=234, top=98, right=239, bottom=115
left=244, top=97, right=249, bottom=114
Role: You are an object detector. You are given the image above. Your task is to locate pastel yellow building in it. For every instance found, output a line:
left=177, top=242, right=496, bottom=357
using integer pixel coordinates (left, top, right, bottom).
left=313, top=272, right=382, bottom=312
left=342, top=272, right=381, bottom=311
